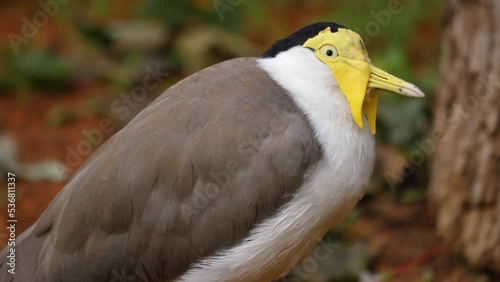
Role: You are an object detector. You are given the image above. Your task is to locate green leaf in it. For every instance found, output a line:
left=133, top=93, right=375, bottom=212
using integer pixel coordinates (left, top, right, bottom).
left=6, top=50, right=74, bottom=91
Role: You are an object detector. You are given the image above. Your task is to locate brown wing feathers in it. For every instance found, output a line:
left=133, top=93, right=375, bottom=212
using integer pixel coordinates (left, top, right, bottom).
left=0, top=58, right=320, bottom=282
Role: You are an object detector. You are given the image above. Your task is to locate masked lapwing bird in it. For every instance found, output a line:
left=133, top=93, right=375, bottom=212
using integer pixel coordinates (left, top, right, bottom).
left=0, top=22, right=424, bottom=282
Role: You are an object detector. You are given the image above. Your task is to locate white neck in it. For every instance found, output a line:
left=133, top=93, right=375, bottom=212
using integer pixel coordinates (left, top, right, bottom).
left=178, top=47, right=375, bottom=282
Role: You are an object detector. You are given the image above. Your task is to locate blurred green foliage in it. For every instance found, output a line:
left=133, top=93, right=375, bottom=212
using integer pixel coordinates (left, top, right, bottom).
left=4, top=50, right=75, bottom=91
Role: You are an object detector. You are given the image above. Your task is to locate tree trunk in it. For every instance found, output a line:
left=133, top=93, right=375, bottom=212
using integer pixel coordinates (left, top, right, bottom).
left=428, top=0, right=500, bottom=272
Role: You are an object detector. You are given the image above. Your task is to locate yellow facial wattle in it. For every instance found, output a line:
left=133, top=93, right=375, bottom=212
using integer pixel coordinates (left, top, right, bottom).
left=303, top=27, right=424, bottom=135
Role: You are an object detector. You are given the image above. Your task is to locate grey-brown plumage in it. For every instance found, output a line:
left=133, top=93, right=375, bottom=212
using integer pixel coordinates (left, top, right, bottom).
left=0, top=58, right=320, bottom=282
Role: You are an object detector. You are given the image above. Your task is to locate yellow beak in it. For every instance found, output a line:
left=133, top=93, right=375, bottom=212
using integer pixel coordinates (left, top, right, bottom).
left=368, top=65, right=425, bottom=98
left=359, top=64, right=425, bottom=134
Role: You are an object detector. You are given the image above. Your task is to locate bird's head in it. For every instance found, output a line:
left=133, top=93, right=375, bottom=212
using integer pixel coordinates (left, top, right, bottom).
left=263, top=22, right=425, bottom=134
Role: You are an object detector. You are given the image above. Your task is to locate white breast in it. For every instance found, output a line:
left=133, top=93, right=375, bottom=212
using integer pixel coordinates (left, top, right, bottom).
left=178, top=47, right=375, bottom=282
left=260, top=47, right=376, bottom=201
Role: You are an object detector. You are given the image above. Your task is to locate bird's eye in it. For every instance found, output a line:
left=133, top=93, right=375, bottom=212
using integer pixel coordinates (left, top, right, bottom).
left=319, top=45, right=338, bottom=60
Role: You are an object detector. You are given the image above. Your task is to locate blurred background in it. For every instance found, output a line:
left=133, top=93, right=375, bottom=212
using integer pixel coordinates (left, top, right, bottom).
left=0, top=0, right=498, bottom=281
